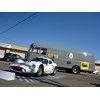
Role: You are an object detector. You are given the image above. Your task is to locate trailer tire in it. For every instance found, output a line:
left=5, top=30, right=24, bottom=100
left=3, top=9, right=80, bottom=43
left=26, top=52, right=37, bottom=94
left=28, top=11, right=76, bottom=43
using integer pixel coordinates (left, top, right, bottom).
left=72, top=65, right=80, bottom=74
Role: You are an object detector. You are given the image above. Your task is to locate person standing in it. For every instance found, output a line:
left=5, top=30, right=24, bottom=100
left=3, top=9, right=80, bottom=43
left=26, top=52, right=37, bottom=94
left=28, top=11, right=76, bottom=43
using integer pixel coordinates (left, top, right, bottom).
left=51, top=56, right=55, bottom=62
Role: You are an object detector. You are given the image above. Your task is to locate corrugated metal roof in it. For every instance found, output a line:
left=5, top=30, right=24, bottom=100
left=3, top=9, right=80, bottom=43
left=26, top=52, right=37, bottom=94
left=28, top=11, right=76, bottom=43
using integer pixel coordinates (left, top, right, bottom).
left=31, top=43, right=94, bottom=56
left=11, top=45, right=28, bottom=51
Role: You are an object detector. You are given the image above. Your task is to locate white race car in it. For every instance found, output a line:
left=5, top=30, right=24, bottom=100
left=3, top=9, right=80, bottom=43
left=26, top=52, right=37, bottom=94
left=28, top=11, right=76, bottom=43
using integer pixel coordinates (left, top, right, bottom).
left=93, top=70, right=100, bottom=75
left=9, top=56, right=58, bottom=76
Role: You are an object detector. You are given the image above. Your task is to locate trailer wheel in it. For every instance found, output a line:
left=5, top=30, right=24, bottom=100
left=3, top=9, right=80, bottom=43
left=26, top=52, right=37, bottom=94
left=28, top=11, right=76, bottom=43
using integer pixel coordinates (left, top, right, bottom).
left=72, top=65, right=80, bottom=74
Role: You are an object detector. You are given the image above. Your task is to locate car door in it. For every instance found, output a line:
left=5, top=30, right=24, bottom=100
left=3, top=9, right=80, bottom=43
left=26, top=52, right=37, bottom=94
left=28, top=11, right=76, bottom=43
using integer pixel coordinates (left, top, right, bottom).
left=44, top=60, right=54, bottom=73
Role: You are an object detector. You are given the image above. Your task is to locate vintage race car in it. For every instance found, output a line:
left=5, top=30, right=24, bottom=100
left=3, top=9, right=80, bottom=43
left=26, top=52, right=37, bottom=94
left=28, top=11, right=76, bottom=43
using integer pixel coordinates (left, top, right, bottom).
left=9, top=56, right=58, bottom=76
left=93, top=70, right=100, bottom=75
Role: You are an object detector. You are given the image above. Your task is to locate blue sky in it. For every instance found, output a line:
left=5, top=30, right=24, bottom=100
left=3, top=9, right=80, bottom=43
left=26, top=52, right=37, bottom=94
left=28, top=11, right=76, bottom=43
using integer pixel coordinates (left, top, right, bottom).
left=0, top=12, right=100, bottom=60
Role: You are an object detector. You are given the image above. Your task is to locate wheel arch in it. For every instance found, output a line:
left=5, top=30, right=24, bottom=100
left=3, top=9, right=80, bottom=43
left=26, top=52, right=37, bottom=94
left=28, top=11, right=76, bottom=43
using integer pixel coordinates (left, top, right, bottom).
left=72, top=65, right=80, bottom=74
left=39, top=64, right=44, bottom=71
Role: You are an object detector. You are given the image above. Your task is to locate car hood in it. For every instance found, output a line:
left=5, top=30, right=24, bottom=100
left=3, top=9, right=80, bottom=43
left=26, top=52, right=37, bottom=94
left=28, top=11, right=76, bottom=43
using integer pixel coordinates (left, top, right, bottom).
left=29, top=61, right=42, bottom=65
left=10, top=63, right=33, bottom=72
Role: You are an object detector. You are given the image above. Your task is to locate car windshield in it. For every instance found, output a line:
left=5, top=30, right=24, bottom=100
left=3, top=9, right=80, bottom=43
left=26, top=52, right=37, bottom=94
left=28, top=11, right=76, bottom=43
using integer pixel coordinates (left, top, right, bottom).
left=32, top=58, right=43, bottom=62
left=32, top=58, right=48, bottom=64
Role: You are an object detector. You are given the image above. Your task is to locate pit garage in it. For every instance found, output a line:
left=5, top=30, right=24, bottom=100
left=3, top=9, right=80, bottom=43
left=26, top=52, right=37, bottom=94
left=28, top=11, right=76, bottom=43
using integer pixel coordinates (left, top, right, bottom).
left=0, top=48, right=5, bottom=58
left=0, top=43, right=28, bottom=58
left=95, top=61, right=100, bottom=72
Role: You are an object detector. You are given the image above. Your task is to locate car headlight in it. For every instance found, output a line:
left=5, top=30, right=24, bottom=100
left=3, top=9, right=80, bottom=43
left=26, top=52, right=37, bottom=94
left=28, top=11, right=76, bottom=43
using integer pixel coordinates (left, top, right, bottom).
left=22, top=69, right=26, bottom=72
left=32, top=64, right=36, bottom=68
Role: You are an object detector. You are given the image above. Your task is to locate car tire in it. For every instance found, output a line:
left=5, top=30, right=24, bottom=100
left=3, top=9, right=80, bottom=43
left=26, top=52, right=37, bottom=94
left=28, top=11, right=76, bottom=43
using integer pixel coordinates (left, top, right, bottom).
left=36, top=66, right=43, bottom=77
left=51, top=67, right=57, bottom=75
left=7, top=58, right=10, bottom=62
left=96, top=72, right=99, bottom=75
left=72, top=65, right=80, bottom=74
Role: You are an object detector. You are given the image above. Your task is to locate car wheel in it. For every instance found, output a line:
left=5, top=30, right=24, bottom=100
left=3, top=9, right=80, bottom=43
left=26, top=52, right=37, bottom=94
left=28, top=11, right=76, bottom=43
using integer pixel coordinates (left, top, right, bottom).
left=36, top=66, right=43, bottom=76
left=52, top=67, right=57, bottom=75
left=96, top=72, right=99, bottom=75
left=72, top=65, right=80, bottom=74
left=7, top=58, right=10, bottom=62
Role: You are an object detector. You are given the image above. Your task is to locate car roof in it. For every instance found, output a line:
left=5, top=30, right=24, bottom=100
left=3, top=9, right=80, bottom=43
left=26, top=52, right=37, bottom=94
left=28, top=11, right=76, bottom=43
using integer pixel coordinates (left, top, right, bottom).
left=38, top=56, right=51, bottom=61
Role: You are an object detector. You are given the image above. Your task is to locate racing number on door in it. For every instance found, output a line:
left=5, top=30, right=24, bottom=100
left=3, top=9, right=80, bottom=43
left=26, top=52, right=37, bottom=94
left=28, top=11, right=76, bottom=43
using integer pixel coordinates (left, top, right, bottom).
left=81, top=62, right=90, bottom=70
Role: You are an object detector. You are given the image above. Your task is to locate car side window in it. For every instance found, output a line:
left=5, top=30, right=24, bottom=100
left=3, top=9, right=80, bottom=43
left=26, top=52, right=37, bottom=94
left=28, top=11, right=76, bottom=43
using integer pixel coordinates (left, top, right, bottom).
left=12, top=54, right=16, bottom=57
left=5, top=53, right=11, bottom=56
left=49, top=61, right=52, bottom=64
left=16, top=55, right=19, bottom=57
left=42, top=59, right=48, bottom=64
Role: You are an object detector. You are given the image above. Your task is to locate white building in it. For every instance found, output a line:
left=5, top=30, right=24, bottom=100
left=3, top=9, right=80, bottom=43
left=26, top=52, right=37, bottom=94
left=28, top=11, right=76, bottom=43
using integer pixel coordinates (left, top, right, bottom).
left=0, top=43, right=28, bottom=58
left=95, top=60, right=100, bottom=72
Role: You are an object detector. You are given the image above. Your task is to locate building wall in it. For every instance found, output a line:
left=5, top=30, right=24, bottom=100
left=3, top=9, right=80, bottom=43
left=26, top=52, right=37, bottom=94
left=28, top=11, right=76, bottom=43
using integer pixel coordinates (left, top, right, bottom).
left=0, top=43, right=28, bottom=58
left=0, top=47, right=5, bottom=58
left=10, top=50, right=26, bottom=58
left=95, top=64, right=100, bottom=72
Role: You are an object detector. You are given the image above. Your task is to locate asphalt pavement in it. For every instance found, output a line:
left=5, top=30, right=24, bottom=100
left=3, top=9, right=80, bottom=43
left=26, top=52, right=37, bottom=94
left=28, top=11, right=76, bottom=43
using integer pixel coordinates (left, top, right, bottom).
left=0, top=61, right=100, bottom=87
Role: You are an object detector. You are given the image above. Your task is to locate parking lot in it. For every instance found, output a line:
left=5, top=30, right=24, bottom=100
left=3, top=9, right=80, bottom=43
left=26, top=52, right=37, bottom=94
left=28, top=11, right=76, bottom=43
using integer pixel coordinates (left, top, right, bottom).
left=0, top=61, right=100, bottom=87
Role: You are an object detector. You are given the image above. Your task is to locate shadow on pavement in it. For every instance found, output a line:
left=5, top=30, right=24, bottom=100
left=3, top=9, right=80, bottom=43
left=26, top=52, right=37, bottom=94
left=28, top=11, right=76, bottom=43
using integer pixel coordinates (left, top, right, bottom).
left=4, top=70, right=69, bottom=87
left=34, top=78, right=70, bottom=87
left=90, top=83, right=100, bottom=87
left=58, top=69, right=87, bottom=76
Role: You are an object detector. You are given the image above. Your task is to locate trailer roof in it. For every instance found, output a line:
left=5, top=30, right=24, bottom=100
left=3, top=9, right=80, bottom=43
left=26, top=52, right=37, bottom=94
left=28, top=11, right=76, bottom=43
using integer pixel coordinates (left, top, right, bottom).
left=31, top=43, right=94, bottom=56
